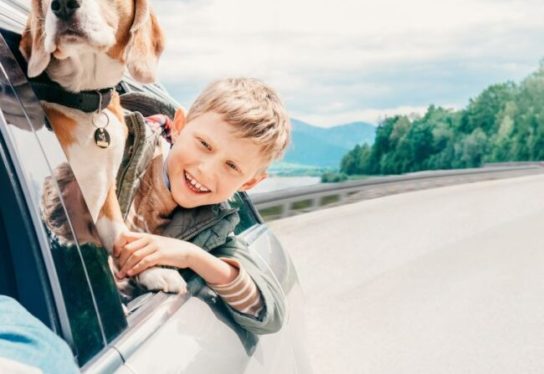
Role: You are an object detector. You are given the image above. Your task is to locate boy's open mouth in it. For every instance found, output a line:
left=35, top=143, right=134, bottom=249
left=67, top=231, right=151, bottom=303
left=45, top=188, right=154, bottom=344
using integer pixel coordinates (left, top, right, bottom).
left=184, top=171, right=211, bottom=193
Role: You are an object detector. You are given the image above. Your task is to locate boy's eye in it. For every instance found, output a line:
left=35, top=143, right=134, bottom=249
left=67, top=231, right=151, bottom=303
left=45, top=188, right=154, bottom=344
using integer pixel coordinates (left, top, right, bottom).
left=226, top=162, right=239, bottom=171
left=199, top=139, right=211, bottom=150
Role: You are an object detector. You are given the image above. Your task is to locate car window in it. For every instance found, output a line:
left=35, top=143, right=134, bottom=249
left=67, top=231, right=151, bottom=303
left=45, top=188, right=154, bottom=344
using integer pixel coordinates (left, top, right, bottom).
left=0, top=213, right=16, bottom=297
left=0, top=29, right=126, bottom=365
left=229, top=192, right=262, bottom=235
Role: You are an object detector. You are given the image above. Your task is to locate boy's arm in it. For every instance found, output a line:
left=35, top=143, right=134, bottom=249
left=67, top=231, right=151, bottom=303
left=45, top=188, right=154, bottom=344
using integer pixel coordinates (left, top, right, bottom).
left=115, top=232, right=242, bottom=287
left=206, top=258, right=263, bottom=316
left=207, top=235, right=286, bottom=335
left=115, top=231, right=285, bottom=334
left=185, top=246, right=264, bottom=316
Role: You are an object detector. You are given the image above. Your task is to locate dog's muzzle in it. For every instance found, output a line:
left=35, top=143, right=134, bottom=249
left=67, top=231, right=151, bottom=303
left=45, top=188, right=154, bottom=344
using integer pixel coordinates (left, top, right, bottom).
left=51, top=0, right=81, bottom=21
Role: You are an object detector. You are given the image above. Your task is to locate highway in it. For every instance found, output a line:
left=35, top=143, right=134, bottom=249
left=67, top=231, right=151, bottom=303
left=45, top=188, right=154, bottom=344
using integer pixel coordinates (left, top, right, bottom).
left=269, top=174, right=544, bottom=374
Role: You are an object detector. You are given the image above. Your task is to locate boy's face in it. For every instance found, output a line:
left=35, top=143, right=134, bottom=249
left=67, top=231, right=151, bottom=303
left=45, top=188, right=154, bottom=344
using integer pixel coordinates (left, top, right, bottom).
left=167, top=111, right=268, bottom=208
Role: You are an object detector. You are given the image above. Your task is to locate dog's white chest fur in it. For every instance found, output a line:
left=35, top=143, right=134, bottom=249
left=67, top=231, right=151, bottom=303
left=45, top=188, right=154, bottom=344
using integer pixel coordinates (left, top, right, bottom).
left=47, top=49, right=125, bottom=92
left=46, top=103, right=126, bottom=222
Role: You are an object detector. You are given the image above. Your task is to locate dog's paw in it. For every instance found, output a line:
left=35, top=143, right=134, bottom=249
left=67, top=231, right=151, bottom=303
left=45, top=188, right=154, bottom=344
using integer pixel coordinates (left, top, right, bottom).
left=137, top=267, right=187, bottom=294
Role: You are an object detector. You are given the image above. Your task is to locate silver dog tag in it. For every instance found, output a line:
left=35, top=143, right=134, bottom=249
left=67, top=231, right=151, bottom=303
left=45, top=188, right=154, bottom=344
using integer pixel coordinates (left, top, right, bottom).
left=94, top=128, right=111, bottom=148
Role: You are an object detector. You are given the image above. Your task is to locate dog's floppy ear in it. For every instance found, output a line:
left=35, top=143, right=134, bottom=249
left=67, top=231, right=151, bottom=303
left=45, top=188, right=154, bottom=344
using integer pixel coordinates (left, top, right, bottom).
left=126, top=0, right=165, bottom=83
left=19, top=14, right=51, bottom=78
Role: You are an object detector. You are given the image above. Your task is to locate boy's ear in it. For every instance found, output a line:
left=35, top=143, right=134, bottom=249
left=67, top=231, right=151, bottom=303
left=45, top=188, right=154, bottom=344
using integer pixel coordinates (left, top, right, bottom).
left=171, top=107, right=187, bottom=141
left=239, top=172, right=268, bottom=192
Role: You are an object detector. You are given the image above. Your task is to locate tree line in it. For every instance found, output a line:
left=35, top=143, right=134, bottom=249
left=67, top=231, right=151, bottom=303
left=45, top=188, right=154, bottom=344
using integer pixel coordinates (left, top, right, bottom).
left=340, top=62, right=544, bottom=176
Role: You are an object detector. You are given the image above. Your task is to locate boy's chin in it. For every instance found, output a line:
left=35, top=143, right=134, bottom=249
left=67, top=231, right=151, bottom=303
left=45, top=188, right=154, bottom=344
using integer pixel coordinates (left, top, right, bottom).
left=173, top=192, right=217, bottom=209
left=173, top=196, right=199, bottom=209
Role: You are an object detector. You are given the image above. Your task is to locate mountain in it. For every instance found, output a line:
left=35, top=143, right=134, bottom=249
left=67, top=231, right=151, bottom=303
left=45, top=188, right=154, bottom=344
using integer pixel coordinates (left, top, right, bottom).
left=278, top=119, right=376, bottom=169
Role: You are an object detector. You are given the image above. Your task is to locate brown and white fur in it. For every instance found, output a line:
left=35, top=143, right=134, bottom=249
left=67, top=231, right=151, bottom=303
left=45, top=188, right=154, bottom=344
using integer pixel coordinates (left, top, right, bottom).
left=20, top=0, right=185, bottom=293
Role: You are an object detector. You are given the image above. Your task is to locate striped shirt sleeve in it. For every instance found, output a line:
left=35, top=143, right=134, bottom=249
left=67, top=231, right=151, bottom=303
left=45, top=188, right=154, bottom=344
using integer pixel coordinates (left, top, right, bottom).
left=207, top=258, right=263, bottom=317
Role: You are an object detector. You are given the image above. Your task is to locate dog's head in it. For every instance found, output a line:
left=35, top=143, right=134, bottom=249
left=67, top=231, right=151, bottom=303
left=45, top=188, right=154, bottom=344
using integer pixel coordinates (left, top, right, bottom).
left=19, top=0, right=164, bottom=88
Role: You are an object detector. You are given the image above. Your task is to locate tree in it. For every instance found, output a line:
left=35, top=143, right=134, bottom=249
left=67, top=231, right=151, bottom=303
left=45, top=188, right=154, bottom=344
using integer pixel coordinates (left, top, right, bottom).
left=460, top=82, right=516, bottom=135
left=337, top=59, right=544, bottom=176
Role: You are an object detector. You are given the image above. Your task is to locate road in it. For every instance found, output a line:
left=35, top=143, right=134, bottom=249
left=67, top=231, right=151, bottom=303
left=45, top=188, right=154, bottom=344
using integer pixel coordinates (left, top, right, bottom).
left=269, top=174, right=544, bottom=374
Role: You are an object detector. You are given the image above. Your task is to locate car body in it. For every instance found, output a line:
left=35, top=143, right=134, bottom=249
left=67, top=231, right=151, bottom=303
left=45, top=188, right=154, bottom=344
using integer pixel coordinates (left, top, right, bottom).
left=0, top=1, right=311, bottom=373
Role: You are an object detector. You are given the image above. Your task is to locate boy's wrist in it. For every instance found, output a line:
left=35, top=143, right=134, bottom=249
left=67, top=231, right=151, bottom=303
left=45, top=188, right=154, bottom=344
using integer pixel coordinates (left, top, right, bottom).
left=181, top=241, right=201, bottom=269
left=186, top=246, right=239, bottom=285
left=183, top=243, right=197, bottom=268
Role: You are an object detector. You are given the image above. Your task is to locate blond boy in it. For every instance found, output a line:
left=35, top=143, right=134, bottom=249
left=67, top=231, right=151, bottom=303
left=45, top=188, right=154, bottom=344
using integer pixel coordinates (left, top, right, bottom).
left=113, top=78, right=290, bottom=333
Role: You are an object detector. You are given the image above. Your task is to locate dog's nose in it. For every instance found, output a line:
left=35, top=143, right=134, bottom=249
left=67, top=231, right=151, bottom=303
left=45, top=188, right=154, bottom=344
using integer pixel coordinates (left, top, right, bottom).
left=51, top=0, right=81, bottom=21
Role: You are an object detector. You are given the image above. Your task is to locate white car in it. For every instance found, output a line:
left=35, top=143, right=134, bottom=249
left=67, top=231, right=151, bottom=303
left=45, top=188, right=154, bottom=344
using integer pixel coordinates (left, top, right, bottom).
left=0, top=1, right=311, bottom=372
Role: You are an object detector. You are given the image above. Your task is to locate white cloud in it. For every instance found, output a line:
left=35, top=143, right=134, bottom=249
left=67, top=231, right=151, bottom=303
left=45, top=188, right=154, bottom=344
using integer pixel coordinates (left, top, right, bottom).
left=293, top=104, right=464, bottom=128
left=152, top=0, right=544, bottom=126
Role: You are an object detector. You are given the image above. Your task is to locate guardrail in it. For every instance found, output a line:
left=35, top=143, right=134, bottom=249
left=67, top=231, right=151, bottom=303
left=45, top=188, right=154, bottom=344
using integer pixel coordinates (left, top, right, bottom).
left=249, top=163, right=544, bottom=221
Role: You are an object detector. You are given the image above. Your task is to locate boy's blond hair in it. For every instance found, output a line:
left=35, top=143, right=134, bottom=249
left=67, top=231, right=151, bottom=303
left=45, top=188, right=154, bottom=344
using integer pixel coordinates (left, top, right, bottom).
left=187, top=78, right=291, bottom=164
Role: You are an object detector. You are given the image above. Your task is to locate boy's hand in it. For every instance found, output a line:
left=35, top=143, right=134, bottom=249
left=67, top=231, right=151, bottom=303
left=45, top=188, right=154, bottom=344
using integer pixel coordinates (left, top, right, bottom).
left=113, top=231, right=195, bottom=279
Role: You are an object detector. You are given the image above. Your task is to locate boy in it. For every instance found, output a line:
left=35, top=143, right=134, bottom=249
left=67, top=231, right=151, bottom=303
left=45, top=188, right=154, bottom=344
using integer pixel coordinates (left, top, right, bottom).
left=113, top=78, right=291, bottom=334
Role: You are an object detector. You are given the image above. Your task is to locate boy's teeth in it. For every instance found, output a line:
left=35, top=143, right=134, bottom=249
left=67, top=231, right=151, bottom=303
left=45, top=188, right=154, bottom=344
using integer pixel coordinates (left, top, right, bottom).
left=185, top=171, right=210, bottom=192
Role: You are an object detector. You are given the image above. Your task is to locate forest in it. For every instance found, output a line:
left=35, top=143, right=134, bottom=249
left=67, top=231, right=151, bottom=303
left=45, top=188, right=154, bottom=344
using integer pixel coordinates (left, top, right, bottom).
left=340, top=62, right=544, bottom=176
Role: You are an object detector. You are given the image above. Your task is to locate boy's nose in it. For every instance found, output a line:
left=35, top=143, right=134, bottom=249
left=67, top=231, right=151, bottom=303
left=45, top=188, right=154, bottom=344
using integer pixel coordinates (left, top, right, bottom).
left=195, top=160, right=216, bottom=184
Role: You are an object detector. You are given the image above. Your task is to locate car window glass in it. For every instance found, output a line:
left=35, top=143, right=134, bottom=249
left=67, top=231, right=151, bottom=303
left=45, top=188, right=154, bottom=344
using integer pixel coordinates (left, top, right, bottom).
left=0, top=213, right=16, bottom=297
left=229, top=192, right=260, bottom=234
left=0, top=30, right=126, bottom=365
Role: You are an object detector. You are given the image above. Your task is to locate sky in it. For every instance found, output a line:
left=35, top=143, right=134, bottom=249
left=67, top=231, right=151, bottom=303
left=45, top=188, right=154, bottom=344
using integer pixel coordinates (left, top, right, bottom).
left=153, top=0, right=544, bottom=127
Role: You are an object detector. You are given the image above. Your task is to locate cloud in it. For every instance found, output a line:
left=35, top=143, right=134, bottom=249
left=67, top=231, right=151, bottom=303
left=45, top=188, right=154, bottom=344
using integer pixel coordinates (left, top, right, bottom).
left=153, top=0, right=544, bottom=127
left=296, top=105, right=431, bottom=127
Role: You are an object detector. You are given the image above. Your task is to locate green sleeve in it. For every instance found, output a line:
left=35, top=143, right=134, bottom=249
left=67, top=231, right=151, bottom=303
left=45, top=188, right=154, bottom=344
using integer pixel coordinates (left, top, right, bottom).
left=210, top=235, right=286, bottom=335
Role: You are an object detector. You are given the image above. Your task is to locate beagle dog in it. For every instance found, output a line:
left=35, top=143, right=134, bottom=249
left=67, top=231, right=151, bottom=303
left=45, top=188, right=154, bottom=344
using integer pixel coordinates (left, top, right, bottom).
left=20, top=0, right=186, bottom=293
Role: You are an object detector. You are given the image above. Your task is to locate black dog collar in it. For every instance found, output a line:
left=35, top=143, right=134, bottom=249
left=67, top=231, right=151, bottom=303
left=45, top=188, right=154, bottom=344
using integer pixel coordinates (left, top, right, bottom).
left=0, top=28, right=114, bottom=113
left=29, top=73, right=114, bottom=113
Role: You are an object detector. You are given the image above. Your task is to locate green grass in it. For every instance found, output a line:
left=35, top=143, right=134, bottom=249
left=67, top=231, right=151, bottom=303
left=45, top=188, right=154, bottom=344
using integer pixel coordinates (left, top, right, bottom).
left=320, top=195, right=340, bottom=206
left=347, top=174, right=371, bottom=181
left=259, top=206, right=283, bottom=220
left=291, top=199, right=313, bottom=210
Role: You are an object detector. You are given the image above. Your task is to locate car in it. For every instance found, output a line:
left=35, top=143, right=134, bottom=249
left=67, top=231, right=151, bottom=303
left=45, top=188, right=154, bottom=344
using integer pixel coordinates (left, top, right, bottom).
left=0, top=1, right=311, bottom=373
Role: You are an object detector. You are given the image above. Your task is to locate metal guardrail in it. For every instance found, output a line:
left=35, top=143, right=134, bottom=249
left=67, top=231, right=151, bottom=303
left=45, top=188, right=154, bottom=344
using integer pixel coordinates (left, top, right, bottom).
left=482, top=162, right=544, bottom=168
left=250, top=163, right=544, bottom=220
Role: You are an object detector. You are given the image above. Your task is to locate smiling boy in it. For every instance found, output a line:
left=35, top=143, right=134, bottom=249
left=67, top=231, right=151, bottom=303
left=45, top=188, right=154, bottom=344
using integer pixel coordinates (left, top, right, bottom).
left=166, top=110, right=269, bottom=209
left=113, top=78, right=290, bottom=333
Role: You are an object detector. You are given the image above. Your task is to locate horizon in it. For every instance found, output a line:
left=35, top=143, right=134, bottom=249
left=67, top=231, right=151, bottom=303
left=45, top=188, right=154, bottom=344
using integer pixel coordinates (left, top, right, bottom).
left=291, top=117, right=377, bottom=127
left=154, top=0, right=544, bottom=128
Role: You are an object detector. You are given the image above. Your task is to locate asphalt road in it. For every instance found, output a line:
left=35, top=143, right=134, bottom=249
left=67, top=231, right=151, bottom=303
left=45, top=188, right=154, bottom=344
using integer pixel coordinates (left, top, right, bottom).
left=269, top=174, right=544, bottom=374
